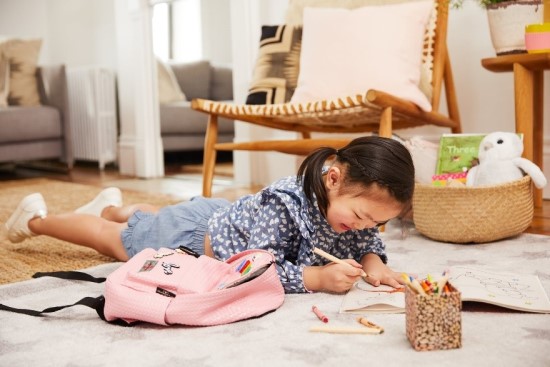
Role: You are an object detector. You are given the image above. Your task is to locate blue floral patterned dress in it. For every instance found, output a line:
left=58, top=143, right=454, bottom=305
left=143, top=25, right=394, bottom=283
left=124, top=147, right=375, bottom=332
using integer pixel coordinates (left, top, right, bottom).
left=208, top=176, right=387, bottom=293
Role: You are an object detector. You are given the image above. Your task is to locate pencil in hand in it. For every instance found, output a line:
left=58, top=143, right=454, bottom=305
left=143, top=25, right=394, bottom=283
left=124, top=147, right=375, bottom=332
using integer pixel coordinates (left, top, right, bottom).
left=313, top=247, right=367, bottom=277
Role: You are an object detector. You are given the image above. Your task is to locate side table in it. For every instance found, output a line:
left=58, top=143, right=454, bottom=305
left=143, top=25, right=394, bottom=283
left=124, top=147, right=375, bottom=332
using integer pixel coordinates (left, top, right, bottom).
left=481, top=52, right=550, bottom=208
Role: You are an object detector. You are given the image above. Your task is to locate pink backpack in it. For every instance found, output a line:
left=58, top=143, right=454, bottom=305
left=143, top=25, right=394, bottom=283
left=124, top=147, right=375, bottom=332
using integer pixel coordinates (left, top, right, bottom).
left=104, top=247, right=285, bottom=326
left=0, top=247, right=285, bottom=326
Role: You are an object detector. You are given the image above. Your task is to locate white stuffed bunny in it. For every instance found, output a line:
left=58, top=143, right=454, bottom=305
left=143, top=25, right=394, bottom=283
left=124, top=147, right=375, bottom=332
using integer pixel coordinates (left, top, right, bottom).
left=466, top=132, right=547, bottom=189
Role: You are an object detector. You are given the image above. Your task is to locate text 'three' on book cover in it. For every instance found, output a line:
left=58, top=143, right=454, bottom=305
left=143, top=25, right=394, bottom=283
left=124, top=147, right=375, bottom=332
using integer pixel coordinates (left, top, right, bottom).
left=435, top=134, right=486, bottom=175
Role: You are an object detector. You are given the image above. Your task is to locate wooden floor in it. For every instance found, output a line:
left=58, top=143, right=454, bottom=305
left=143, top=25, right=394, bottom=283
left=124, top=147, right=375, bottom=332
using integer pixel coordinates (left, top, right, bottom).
left=2, top=159, right=550, bottom=236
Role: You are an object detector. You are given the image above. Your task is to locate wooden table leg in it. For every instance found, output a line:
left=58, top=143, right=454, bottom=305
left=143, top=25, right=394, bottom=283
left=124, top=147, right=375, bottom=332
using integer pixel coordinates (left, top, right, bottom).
left=514, top=63, right=542, bottom=208
left=533, top=70, right=545, bottom=208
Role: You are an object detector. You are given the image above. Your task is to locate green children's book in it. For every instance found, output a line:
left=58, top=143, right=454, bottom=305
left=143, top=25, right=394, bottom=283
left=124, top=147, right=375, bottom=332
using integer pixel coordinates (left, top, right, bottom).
left=435, top=133, right=485, bottom=175
left=432, top=133, right=485, bottom=186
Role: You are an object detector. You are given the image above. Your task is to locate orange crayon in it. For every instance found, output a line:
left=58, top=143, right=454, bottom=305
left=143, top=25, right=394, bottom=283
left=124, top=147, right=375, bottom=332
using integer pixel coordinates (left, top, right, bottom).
left=420, top=281, right=431, bottom=293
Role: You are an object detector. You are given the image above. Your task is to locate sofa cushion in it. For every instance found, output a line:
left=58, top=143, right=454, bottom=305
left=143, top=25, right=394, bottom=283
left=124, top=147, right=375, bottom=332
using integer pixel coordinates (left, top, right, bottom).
left=0, top=38, right=42, bottom=106
left=160, top=101, right=234, bottom=135
left=157, top=58, right=186, bottom=104
left=0, top=106, right=62, bottom=143
left=210, top=66, right=233, bottom=101
left=169, top=61, right=211, bottom=100
left=0, top=140, right=63, bottom=162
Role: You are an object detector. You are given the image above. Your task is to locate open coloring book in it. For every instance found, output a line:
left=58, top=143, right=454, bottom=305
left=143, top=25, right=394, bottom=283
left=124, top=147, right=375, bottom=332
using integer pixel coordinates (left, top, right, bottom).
left=340, top=266, right=550, bottom=314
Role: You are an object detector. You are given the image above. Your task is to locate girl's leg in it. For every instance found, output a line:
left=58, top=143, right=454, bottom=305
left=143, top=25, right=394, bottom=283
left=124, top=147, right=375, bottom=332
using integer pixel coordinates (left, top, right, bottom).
left=101, top=203, right=159, bottom=223
left=75, top=187, right=160, bottom=223
left=28, top=214, right=130, bottom=261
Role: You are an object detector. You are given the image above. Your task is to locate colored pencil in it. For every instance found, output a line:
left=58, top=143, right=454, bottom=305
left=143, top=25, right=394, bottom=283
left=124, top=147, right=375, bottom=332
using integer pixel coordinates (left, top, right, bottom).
left=313, top=247, right=367, bottom=277
left=309, top=326, right=382, bottom=335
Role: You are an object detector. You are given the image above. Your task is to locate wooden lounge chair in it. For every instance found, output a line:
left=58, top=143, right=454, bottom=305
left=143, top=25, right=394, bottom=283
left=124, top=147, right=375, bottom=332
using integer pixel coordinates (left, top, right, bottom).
left=192, top=0, right=461, bottom=197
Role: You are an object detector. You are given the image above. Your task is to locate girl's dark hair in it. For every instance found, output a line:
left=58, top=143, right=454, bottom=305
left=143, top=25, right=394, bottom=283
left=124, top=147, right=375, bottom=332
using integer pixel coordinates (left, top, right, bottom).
left=297, top=136, right=415, bottom=216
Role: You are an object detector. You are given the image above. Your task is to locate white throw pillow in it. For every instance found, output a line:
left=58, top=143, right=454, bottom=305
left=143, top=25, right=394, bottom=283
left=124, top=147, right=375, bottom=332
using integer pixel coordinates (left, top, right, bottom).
left=157, top=58, right=186, bottom=104
left=290, top=1, right=433, bottom=111
left=284, top=0, right=417, bottom=25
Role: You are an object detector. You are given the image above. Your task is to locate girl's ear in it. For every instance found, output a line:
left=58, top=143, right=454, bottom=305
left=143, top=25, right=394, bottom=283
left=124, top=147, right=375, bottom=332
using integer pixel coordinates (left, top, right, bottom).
left=325, top=166, right=342, bottom=190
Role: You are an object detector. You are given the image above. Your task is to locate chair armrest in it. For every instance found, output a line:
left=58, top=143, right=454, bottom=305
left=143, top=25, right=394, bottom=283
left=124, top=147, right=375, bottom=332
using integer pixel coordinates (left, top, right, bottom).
left=37, top=64, right=74, bottom=167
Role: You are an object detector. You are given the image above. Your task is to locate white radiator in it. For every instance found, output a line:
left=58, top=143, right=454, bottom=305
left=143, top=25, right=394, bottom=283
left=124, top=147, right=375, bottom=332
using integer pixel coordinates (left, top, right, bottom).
left=67, top=66, right=117, bottom=170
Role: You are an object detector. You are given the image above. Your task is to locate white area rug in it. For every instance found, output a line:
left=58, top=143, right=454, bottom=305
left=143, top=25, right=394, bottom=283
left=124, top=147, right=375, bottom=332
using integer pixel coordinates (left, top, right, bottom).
left=1, top=223, right=549, bottom=366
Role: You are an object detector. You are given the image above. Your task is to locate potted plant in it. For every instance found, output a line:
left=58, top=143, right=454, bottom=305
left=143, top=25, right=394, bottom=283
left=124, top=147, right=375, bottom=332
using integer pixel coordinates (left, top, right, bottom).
left=452, top=0, right=545, bottom=55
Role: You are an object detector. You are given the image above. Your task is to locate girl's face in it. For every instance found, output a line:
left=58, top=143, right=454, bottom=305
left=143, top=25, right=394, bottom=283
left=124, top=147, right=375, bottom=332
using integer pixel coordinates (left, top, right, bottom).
left=324, top=166, right=403, bottom=233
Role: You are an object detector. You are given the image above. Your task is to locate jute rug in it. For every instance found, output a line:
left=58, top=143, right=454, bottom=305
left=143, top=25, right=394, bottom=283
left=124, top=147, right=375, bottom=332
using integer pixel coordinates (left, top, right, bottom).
left=0, top=178, right=178, bottom=285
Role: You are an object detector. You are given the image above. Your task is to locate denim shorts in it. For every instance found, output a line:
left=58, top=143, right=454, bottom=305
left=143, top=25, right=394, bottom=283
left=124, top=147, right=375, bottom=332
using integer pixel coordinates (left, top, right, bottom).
left=120, top=196, right=231, bottom=258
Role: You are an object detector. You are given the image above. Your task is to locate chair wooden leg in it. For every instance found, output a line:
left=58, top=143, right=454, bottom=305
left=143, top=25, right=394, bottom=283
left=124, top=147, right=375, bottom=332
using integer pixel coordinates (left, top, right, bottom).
left=444, top=50, right=462, bottom=133
left=202, top=114, right=219, bottom=197
left=378, top=107, right=393, bottom=138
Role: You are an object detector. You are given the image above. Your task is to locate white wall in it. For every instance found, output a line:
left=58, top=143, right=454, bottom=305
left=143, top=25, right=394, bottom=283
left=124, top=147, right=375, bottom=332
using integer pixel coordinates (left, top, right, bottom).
left=0, top=0, right=50, bottom=61
left=0, top=0, right=117, bottom=70
left=201, top=0, right=232, bottom=66
left=47, top=0, right=117, bottom=69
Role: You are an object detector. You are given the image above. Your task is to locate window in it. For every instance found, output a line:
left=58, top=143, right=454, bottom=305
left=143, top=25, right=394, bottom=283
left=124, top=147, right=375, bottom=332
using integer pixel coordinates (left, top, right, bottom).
left=151, top=0, right=202, bottom=62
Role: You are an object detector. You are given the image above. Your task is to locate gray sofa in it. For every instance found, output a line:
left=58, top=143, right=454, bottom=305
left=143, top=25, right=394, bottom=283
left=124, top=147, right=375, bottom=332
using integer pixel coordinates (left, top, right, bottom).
left=161, top=60, right=234, bottom=152
left=0, top=64, right=73, bottom=167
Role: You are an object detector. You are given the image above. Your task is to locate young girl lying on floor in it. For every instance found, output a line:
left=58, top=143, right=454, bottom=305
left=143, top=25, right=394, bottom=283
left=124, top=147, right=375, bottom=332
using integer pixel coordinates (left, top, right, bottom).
left=5, top=136, right=415, bottom=294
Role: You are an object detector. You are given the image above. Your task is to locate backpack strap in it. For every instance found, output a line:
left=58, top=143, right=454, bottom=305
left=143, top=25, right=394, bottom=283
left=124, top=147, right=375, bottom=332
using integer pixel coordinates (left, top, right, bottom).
left=33, top=270, right=106, bottom=283
left=0, top=271, right=131, bottom=327
left=0, top=296, right=105, bottom=318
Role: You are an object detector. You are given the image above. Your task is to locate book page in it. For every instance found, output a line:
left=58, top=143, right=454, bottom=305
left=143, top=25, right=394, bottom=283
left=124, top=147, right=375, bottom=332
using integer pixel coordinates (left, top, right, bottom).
left=339, top=280, right=405, bottom=314
left=449, top=266, right=550, bottom=313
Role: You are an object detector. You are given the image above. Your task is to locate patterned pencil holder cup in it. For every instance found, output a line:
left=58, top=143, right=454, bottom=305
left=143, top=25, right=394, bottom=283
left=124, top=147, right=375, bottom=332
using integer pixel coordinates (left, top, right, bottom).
left=405, top=285, right=462, bottom=352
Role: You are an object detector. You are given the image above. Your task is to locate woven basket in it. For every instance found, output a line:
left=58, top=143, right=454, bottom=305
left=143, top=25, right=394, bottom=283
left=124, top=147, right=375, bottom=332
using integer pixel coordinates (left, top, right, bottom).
left=413, top=176, right=534, bottom=243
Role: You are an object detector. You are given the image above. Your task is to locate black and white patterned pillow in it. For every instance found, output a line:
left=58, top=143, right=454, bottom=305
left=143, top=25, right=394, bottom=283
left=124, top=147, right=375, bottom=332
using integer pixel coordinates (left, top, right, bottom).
left=246, top=25, right=302, bottom=105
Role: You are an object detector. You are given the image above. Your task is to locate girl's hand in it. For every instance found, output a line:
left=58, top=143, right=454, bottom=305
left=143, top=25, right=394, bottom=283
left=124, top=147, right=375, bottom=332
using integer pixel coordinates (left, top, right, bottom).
left=361, top=253, right=404, bottom=289
left=303, top=261, right=364, bottom=293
